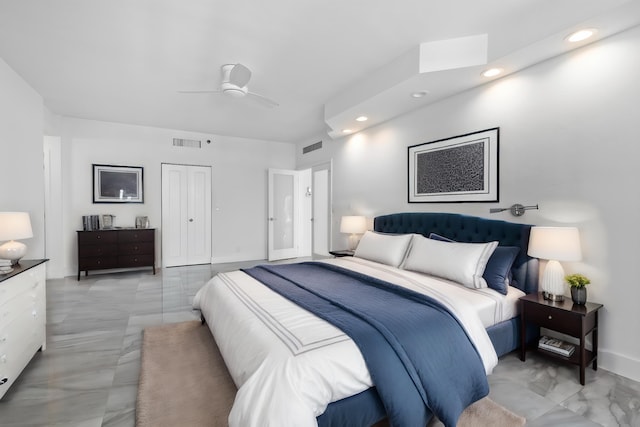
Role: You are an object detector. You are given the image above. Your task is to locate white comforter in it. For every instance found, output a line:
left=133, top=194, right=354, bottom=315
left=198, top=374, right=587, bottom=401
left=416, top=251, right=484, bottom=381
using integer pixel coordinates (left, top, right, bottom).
left=192, top=257, right=501, bottom=427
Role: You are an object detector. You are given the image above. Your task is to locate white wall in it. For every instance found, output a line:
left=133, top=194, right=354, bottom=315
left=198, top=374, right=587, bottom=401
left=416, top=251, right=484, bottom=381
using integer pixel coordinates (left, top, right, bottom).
left=297, top=26, right=640, bottom=382
left=0, top=57, right=45, bottom=260
left=52, top=117, right=295, bottom=276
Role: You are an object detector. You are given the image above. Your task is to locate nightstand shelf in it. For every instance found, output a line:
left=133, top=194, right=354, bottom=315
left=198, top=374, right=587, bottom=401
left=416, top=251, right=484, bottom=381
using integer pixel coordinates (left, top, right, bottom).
left=520, top=292, right=603, bottom=385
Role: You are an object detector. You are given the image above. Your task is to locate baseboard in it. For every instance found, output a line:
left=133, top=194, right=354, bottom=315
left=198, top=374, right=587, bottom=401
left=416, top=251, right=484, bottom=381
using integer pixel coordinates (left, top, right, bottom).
left=599, top=349, right=640, bottom=382
left=211, top=253, right=266, bottom=264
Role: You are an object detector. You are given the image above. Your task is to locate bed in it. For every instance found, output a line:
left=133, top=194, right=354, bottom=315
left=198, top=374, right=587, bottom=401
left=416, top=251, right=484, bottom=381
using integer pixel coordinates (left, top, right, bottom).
left=193, top=212, right=539, bottom=427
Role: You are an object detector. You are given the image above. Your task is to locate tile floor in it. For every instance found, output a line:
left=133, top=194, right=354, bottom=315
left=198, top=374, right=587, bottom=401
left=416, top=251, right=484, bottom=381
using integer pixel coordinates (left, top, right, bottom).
left=0, top=260, right=638, bottom=426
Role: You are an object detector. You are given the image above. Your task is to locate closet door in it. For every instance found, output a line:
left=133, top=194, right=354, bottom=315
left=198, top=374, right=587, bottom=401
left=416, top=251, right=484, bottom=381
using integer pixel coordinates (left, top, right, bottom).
left=161, top=164, right=211, bottom=267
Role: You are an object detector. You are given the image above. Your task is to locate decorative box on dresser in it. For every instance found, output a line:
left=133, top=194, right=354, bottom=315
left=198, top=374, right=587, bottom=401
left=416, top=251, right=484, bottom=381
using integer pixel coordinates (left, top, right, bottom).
left=77, top=228, right=155, bottom=280
left=0, top=259, right=47, bottom=399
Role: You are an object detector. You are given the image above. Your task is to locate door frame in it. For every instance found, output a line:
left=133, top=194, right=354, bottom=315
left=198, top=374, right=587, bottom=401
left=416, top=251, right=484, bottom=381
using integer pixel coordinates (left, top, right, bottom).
left=311, top=161, right=333, bottom=257
left=267, top=168, right=300, bottom=261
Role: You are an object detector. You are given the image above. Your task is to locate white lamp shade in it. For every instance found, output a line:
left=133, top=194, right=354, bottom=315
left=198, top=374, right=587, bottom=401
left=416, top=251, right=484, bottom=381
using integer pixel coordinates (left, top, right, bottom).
left=527, top=226, right=581, bottom=262
left=340, top=216, right=367, bottom=234
left=0, top=212, right=33, bottom=241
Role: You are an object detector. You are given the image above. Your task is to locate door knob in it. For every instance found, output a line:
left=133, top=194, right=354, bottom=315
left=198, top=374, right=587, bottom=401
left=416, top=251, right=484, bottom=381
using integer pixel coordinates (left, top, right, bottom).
left=269, top=217, right=276, bottom=221
left=189, top=218, right=194, bottom=222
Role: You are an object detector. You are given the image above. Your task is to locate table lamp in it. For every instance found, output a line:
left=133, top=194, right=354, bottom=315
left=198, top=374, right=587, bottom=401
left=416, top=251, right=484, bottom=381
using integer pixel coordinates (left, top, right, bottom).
left=340, top=216, right=367, bottom=251
left=0, top=212, right=34, bottom=265
left=527, top=226, right=581, bottom=301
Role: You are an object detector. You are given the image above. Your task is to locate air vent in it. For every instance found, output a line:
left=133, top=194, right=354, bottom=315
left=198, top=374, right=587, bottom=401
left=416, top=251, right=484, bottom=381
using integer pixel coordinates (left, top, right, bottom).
left=172, top=138, right=202, bottom=148
left=303, top=141, right=322, bottom=154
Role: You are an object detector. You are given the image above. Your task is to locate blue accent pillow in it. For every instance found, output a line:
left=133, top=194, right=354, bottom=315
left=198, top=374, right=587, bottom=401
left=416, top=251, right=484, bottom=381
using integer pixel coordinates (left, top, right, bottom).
left=428, top=233, right=520, bottom=295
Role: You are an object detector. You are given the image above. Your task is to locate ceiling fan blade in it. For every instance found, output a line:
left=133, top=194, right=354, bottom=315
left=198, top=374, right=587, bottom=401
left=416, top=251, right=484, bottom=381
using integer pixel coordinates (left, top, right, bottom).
left=177, top=89, right=222, bottom=94
left=246, top=91, right=279, bottom=108
left=228, top=63, right=252, bottom=88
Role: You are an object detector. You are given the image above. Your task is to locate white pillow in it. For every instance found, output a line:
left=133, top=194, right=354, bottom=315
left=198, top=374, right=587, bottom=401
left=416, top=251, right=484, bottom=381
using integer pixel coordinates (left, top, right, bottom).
left=403, top=234, right=498, bottom=289
left=354, top=231, right=413, bottom=268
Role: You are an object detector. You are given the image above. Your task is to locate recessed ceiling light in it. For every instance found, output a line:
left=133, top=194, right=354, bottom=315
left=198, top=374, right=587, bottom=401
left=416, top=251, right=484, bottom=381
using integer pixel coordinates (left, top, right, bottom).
left=411, top=91, right=428, bottom=98
left=481, top=68, right=503, bottom=78
left=342, top=129, right=352, bottom=134
left=567, top=29, right=596, bottom=43
left=355, top=116, right=368, bottom=122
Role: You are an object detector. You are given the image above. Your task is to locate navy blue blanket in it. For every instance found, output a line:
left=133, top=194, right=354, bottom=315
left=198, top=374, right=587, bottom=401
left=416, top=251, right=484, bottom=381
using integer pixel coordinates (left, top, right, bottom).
left=242, top=262, right=489, bottom=427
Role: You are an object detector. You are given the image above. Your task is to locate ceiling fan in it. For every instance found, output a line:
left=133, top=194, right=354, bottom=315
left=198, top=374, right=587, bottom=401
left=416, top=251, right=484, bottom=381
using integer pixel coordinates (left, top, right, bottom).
left=178, top=63, right=279, bottom=108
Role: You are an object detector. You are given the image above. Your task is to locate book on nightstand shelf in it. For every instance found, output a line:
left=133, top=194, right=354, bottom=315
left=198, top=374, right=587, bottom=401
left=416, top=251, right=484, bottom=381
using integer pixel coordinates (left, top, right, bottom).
left=538, top=336, right=575, bottom=357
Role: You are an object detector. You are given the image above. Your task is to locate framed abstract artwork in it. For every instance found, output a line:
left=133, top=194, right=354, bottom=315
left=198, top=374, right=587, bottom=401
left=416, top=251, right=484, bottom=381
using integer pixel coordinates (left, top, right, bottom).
left=408, top=128, right=499, bottom=203
left=93, top=164, right=144, bottom=203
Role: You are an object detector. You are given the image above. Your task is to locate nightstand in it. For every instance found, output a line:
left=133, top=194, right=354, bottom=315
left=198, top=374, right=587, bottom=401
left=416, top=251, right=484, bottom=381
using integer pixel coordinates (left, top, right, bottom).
left=520, top=293, right=603, bottom=385
left=329, top=250, right=355, bottom=257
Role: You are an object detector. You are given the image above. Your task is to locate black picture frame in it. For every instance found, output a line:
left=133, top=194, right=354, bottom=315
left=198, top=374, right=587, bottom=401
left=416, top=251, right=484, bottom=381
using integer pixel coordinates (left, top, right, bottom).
left=408, top=127, right=499, bottom=203
left=93, top=164, right=144, bottom=203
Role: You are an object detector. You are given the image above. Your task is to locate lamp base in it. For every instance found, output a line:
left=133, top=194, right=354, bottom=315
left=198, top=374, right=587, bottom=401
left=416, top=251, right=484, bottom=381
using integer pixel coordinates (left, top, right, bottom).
left=542, top=291, right=564, bottom=302
left=0, top=240, right=27, bottom=265
left=347, top=234, right=359, bottom=251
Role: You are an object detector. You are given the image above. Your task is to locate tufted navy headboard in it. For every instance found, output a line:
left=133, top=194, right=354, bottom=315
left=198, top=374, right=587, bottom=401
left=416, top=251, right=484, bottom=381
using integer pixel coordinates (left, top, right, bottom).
left=374, top=212, right=539, bottom=294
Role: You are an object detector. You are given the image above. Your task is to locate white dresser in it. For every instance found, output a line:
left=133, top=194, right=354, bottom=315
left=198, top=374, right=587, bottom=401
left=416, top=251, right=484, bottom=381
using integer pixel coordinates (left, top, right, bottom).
left=0, top=259, right=47, bottom=399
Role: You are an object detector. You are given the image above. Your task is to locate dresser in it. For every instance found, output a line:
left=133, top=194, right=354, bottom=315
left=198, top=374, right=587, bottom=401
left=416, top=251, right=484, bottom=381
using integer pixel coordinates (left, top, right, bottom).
left=0, top=259, right=47, bottom=399
left=77, top=228, right=155, bottom=280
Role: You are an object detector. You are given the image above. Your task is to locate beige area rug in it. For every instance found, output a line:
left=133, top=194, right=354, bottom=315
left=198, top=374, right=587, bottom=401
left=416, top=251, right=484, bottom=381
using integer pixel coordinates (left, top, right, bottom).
left=136, top=320, right=526, bottom=427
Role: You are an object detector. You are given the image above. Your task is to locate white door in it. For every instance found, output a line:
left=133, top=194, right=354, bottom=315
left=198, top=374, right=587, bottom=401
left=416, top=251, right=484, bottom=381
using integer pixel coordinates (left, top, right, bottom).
left=268, top=168, right=299, bottom=261
left=312, top=162, right=332, bottom=257
left=161, top=164, right=212, bottom=267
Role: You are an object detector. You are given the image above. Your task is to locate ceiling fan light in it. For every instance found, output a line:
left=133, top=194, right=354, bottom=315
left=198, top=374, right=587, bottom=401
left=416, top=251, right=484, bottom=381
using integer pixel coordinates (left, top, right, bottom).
left=224, top=88, right=246, bottom=98
left=221, top=81, right=248, bottom=98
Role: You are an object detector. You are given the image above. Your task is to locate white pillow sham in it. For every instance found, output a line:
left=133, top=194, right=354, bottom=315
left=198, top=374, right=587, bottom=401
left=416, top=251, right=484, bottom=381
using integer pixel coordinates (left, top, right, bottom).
left=402, top=234, right=498, bottom=289
left=354, top=231, right=413, bottom=268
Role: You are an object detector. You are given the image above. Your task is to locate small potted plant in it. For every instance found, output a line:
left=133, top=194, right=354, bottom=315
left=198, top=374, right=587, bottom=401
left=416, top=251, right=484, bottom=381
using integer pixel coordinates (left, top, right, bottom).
left=565, top=273, right=590, bottom=305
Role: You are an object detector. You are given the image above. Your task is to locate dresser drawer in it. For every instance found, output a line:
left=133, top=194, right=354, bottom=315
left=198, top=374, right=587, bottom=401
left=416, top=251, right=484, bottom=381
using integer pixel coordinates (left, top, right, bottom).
left=118, top=229, right=154, bottom=243
left=524, top=302, right=581, bottom=336
left=118, top=242, right=153, bottom=255
left=78, top=243, right=118, bottom=257
left=78, top=256, right=118, bottom=270
left=0, top=289, right=41, bottom=327
left=78, top=231, right=118, bottom=244
left=0, top=267, right=45, bottom=315
left=117, top=254, right=154, bottom=268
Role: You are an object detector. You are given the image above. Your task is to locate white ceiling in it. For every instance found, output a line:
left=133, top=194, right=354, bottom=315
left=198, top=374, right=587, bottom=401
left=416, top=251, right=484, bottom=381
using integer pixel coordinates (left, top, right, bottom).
left=0, top=0, right=639, bottom=143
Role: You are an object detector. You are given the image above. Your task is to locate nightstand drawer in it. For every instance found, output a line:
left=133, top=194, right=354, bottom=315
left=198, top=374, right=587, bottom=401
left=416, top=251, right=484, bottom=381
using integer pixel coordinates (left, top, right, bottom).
left=524, top=303, right=581, bottom=336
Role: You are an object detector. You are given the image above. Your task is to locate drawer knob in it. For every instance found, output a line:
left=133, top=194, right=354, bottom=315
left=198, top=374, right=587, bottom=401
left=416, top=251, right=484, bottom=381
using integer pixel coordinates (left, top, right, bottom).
left=548, top=315, right=552, bottom=320
left=97, top=235, right=101, bottom=239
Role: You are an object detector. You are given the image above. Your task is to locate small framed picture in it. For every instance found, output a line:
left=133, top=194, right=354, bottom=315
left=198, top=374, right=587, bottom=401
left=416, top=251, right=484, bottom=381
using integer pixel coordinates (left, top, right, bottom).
left=93, top=164, right=144, bottom=203
left=135, top=216, right=149, bottom=229
left=101, top=214, right=115, bottom=229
